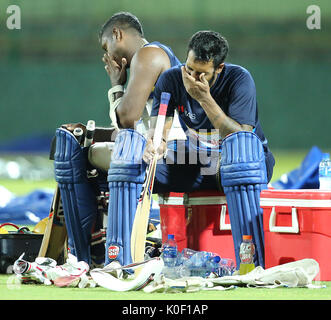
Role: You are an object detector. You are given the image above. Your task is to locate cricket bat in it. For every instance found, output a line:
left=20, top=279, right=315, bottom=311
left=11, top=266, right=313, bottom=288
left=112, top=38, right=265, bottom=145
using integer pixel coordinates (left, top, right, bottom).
left=130, top=92, right=171, bottom=263
left=38, top=184, right=66, bottom=260
left=38, top=121, right=95, bottom=261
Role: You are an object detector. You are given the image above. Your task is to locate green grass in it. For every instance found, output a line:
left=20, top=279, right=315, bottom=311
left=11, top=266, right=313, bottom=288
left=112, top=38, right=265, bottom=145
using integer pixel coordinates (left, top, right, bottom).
left=0, top=275, right=330, bottom=300
left=0, top=150, right=307, bottom=196
left=0, top=179, right=56, bottom=196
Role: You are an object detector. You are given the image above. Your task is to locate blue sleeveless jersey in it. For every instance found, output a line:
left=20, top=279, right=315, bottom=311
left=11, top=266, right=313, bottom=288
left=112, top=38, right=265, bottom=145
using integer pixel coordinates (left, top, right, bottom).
left=144, top=41, right=181, bottom=67
left=144, top=41, right=181, bottom=100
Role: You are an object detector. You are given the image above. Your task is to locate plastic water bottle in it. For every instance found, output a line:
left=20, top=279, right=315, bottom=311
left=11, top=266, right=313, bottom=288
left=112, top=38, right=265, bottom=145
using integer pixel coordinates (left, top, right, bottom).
left=319, top=153, right=331, bottom=190
left=218, top=258, right=236, bottom=276
left=239, top=235, right=255, bottom=275
left=162, top=234, right=178, bottom=267
left=162, top=265, right=191, bottom=279
left=205, top=256, right=221, bottom=273
left=181, top=248, right=197, bottom=259
left=183, top=251, right=221, bottom=277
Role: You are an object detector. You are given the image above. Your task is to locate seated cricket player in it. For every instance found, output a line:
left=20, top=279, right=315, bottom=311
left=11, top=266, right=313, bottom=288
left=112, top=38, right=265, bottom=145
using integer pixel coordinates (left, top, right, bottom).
left=53, top=12, right=184, bottom=266
left=109, top=30, right=275, bottom=268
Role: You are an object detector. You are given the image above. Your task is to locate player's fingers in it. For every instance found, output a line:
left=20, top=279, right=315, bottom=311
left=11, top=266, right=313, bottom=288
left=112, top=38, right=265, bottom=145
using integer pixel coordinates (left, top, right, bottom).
left=181, top=66, right=188, bottom=79
left=199, top=73, right=209, bottom=86
left=102, top=53, right=110, bottom=65
left=182, top=66, right=196, bottom=84
left=109, top=58, right=120, bottom=69
left=143, top=140, right=156, bottom=163
left=105, top=65, right=111, bottom=74
left=143, top=150, right=155, bottom=163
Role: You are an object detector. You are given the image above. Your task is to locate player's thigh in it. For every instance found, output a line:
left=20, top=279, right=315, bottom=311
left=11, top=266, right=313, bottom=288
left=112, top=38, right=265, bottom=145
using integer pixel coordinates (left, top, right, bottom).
left=88, top=142, right=114, bottom=171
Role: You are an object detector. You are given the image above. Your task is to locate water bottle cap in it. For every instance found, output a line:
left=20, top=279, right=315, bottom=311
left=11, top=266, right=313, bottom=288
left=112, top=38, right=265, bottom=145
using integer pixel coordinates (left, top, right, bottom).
left=243, top=235, right=252, bottom=240
left=167, top=234, right=174, bottom=240
left=213, top=256, right=221, bottom=263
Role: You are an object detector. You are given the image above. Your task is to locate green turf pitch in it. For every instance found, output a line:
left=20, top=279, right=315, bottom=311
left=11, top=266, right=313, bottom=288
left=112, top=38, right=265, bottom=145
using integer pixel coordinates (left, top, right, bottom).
left=0, top=274, right=330, bottom=300
left=0, top=149, right=309, bottom=196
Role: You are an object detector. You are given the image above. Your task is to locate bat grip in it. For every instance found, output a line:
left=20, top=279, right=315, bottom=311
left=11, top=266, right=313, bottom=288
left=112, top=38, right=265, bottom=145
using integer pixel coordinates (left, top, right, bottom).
left=84, top=120, right=95, bottom=147
left=160, top=92, right=171, bottom=106
left=73, top=127, right=84, bottom=145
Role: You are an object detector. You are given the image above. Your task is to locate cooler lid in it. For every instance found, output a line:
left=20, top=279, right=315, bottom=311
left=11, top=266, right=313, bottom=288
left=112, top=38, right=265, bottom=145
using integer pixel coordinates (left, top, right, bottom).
left=158, top=192, right=185, bottom=205
left=158, top=190, right=227, bottom=205
left=187, top=190, right=226, bottom=205
left=260, top=189, right=331, bottom=208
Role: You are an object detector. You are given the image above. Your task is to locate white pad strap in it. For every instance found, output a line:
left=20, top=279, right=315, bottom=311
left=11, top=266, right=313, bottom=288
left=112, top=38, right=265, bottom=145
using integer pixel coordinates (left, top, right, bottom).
left=90, top=257, right=164, bottom=291
left=108, top=86, right=124, bottom=130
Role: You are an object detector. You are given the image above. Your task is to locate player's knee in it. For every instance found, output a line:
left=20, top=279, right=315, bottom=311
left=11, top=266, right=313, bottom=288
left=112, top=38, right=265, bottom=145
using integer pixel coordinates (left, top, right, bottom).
left=88, top=142, right=113, bottom=172
left=220, top=131, right=268, bottom=187
left=108, top=129, right=147, bottom=183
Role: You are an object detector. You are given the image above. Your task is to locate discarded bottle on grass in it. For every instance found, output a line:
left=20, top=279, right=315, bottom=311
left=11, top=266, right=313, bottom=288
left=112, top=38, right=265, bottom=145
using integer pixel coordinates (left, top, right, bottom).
left=162, top=234, right=178, bottom=267
left=319, top=153, right=331, bottom=190
left=239, top=235, right=255, bottom=275
left=162, top=265, right=191, bottom=279
left=181, top=248, right=197, bottom=259
left=162, top=247, right=235, bottom=279
left=218, top=258, right=236, bottom=276
left=182, top=250, right=221, bottom=277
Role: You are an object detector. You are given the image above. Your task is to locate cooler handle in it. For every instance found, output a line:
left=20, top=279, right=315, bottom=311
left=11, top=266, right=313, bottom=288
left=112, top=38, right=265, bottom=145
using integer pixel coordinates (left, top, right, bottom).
left=219, top=205, right=231, bottom=231
left=269, top=207, right=299, bottom=234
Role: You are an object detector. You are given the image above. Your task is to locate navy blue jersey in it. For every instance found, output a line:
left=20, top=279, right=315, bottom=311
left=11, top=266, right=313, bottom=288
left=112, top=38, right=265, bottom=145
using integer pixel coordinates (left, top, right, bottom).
left=151, top=63, right=275, bottom=176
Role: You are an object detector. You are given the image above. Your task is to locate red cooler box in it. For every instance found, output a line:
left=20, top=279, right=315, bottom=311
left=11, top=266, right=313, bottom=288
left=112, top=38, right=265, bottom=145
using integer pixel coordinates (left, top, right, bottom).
left=159, top=190, right=236, bottom=263
left=158, top=193, right=187, bottom=251
left=260, top=189, right=331, bottom=280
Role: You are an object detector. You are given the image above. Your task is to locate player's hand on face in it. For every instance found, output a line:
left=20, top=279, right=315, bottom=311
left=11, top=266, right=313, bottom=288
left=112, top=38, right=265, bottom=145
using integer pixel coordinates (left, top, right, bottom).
left=102, top=53, right=127, bottom=86
left=181, top=66, right=210, bottom=102
left=143, top=138, right=167, bottom=163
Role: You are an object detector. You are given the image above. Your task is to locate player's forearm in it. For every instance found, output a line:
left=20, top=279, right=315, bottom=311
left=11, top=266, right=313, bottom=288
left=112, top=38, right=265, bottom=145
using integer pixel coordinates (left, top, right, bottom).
left=162, top=117, right=174, bottom=142
left=199, top=95, right=243, bottom=137
left=116, top=98, right=144, bottom=129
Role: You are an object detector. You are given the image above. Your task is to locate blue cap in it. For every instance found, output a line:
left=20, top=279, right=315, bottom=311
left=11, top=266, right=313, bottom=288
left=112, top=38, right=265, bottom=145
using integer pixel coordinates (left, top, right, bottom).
left=168, top=234, right=174, bottom=240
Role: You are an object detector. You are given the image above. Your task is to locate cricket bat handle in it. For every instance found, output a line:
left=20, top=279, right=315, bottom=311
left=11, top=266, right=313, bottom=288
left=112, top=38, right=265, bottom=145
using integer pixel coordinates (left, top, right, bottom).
left=153, top=92, right=170, bottom=149
left=73, top=127, right=84, bottom=145
left=84, top=120, right=95, bottom=147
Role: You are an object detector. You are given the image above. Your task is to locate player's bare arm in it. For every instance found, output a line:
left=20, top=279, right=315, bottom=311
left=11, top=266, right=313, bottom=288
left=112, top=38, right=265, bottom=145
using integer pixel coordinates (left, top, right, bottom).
left=115, top=46, right=171, bottom=128
left=181, top=66, right=252, bottom=137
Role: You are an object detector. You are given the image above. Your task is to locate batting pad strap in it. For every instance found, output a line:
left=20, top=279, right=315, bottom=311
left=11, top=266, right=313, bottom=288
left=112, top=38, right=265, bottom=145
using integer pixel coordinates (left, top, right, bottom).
left=108, top=88, right=124, bottom=131
left=54, top=128, right=89, bottom=184
left=220, top=131, right=268, bottom=186
left=108, top=85, right=124, bottom=98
